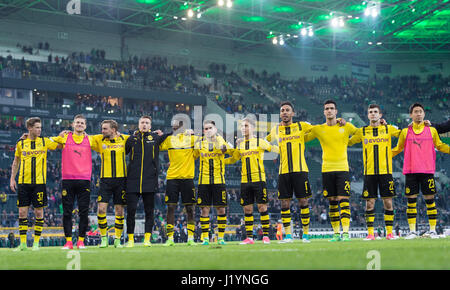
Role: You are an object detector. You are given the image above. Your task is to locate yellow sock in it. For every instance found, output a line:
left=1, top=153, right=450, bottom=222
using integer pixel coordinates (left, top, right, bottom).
left=406, top=198, right=417, bottom=232
left=115, top=216, right=124, bottom=239
left=19, top=218, right=28, bottom=244
left=187, top=223, right=195, bottom=240
left=66, top=237, right=72, bottom=242
left=217, top=215, right=227, bottom=240
left=144, top=232, right=151, bottom=242
left=384, top=209, right=394, bottom=235
left=244, top=214, right=254, bottom=239
left=281, top=208, right=291, bottom=235
left=200, top=216, right=210, bottom=241
left=365, top=209, right=375, bottom=236
left=166, top=224, right=175, bottom=240
left=339, top=199, right=351, bottom=233
left=97, top=213, right=108, bottom=237
left=78, top=237, right=85, bottom=242
left=329, top=201, right=340, bottom=234
left=300, top=206, right=310, bottom=235
left=128, top=233, right=134, bottom=243
left=260, top=211, right=270, bottom=237
left=425, top=199, right=437, bottom=232
left=34, top=218, right=44, bottom=244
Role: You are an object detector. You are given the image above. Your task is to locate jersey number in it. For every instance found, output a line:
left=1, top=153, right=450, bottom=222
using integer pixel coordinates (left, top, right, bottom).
left=344, top=181, right=351, bottom=193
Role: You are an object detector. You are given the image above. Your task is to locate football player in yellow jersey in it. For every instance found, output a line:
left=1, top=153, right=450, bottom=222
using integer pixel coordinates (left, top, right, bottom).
left=226, top=117, right=278, bottom=244
left=348, top=104, right=401, bottom=240
left=159, top=118, right=198, bottom=246
left=266, top=102, right=318, bottom=243
left=10, top=117, right=60, bottom=251
left=305, top=100, right=358, bottom=242
left=90, top=120, right=129, bottom=249
left=194, top=120, right=233, bottom=245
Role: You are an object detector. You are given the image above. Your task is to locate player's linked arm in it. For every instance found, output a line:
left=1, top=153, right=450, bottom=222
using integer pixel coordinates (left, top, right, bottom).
left=45, top=137, right=62, bottom=151
left=348, top=129, right=362, bottom=146
left=225, top=150, right=240, bottom=165
left=304, top=130, right=317, bottom=143
left=391, top=129, right=407, bottom=157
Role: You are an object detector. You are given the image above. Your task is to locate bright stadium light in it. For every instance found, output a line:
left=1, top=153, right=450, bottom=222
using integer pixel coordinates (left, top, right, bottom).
left=226, top=0, right=233, bottom=8
left=308, top=28, right=314, bottom=37
left=364, top=1, right=380, bottom=18
left=187, top=9, right=194, bottom=18
left=331, top=18, right=338, bottom=27
left=272, top=37, right=278, bottom=45
left=279, top=37, right=285, bottom=45
left=371, top=9, right=378, bottom=17
left=218, top=0, right=224, bottom=6
left=300, top=28, right=307, bottom=36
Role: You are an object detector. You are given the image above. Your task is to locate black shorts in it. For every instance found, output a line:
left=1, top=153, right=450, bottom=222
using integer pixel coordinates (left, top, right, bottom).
left=278, top=172, right=311, bottom=200
left=322, top=171, right=351, bottom=198
left=166, top=179, right=196, bottom=205
left=98, top=178, right=127, bottom=205
left=197, top=184, right=227, bottom=207
left=62, top=179, right=91, bottom=212
left=240, top=182, right=268, bottom=206
left=405, top=174, right=436, bottom=196
left=17, top=184, right=47, bottom=208
left=362, top=174, right=396, bottom=200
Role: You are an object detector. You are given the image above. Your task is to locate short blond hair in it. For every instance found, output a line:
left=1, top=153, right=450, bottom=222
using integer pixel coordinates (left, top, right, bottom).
left=26, top=117, right=41, bottom=129
left=101, top=120, right=119, bottom=131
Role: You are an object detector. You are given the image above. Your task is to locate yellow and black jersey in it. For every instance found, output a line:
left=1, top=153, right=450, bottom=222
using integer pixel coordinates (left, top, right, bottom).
left=90, top=134, right=130, bottom=178
left=266, top=121, right=313, bottom=175
left=349, top=125, right=401, bottom=175
left=160, top=133, right=199, bottom=180
left=194, top=135, right=233, bottom=185
left=14, top=137, right=59, bottom=184
left=305, top=122, right=358, bottom=172
left=227, top=137, right=278, bottom=183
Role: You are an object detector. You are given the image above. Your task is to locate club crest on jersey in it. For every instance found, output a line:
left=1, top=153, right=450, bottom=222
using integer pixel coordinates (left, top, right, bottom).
left=148, top=135, right=153, bottom=141
left=323, top=190, right=328, bottom=197
left=62, top=189, right=67, bottom=197
left=339, top=128, right=345, bottom=133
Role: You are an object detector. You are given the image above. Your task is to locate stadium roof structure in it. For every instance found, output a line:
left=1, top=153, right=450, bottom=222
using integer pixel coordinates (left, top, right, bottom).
left=1, top=0, right=449, bottom=59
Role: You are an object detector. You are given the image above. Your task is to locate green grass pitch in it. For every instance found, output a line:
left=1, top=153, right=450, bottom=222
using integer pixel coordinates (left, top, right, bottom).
left=1, top=237, right=449, bottom=270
